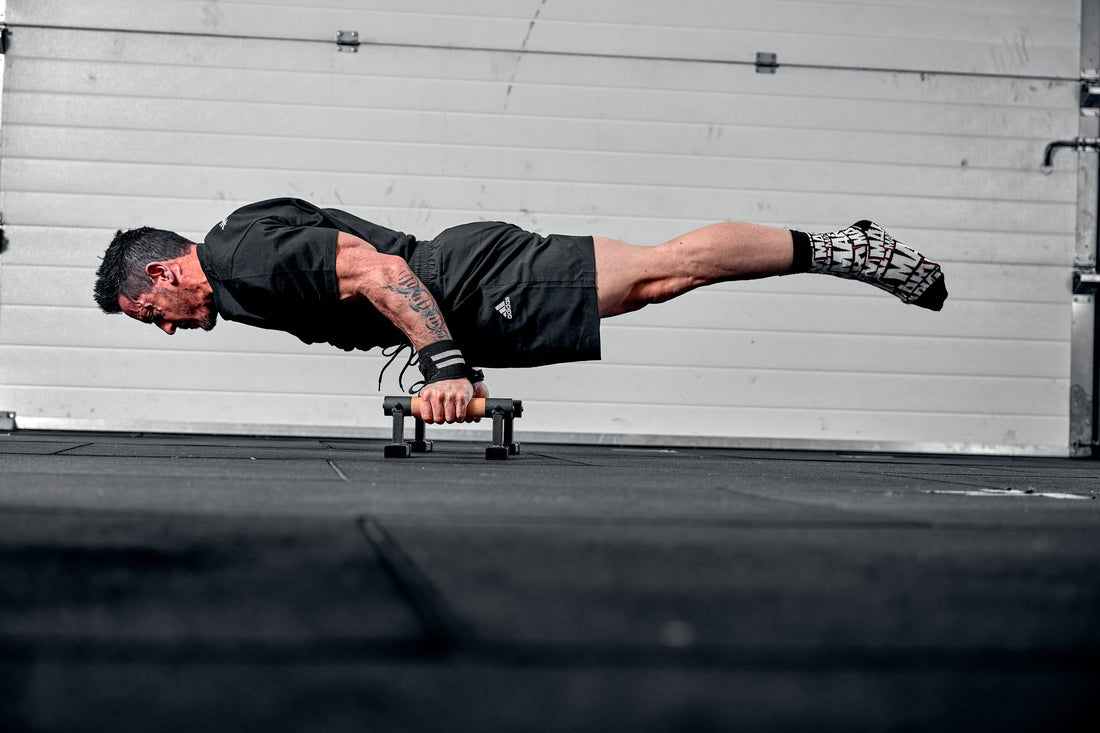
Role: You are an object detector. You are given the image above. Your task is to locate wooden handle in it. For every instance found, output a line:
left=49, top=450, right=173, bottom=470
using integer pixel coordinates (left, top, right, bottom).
left=410, top=397, right=493, bottom=419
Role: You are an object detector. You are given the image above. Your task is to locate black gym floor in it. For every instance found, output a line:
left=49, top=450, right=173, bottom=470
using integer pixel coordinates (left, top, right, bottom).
left=1, top=430, right=1098, bottom=732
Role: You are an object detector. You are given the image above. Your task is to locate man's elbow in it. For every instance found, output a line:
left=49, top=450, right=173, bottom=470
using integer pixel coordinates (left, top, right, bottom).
left=339, top=252, right=413, bottom=301
left=369, top=255, right=418, bottom=295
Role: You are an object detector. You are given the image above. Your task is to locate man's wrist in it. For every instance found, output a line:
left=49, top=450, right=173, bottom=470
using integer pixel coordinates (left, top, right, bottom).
left=417, top=340, right=482, bottom=384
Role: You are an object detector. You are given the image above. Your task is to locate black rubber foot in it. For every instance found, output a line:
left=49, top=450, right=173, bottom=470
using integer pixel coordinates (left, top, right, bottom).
left=384, top=443, right=412, bottom=458
left=408, top=440, right=433, bottom=453
left=485, top=446, right=510, bottom=460
left=508, top=443, right=521, bottom=455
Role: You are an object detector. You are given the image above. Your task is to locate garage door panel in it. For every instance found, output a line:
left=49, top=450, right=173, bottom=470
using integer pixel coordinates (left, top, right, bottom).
left=3, top=147, right=1077, bottom=213
left=8, top=24, right=1077, bottom=118
left=11, top=25, right=1078, bottom=115
left=7, top=61, right=1074, bottom=146
left=4, top=120, right=1077, bottom=206
left=599, top=327, right=1069, bottom=381
left=3, top=384, right=1065, bottom=451
left=541, top=0, right=1077, bottom=46
left=9, top=0, right=1080, bottom=77
left=526, top=401, right=1067, bottom=451
left=2, top=91, right=1070, bottom=177
left=5, top=346, right=393, bottom=396
left=607, top=290, right=1068, bottom=343
left=1, top=385, right=382, bottom=435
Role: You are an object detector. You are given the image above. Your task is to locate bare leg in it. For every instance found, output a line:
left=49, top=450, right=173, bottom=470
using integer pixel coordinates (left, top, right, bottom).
left=593, top=222, right=794, bottom=318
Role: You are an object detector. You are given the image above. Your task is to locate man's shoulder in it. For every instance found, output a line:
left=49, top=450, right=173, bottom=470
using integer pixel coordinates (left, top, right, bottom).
left=227, top=197, right=324, bottom=220
left=199, top=197, right=342, bottom=307
left=205, top=198, right=323, bottom=242
left=201, top=198, right=331, bottom=271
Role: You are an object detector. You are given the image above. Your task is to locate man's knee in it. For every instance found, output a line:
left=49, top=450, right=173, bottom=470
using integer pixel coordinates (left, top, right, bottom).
left=593, top=237, right=697, bottom=317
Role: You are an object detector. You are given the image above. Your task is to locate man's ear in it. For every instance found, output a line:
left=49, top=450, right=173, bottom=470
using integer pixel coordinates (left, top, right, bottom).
left=145, top=261, right=178, bottom=285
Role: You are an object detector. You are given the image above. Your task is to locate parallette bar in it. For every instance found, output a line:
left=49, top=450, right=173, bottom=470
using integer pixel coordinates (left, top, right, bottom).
left=382, top=395, right=524, bottom=459
left=383, top=396, right=523, bottom=420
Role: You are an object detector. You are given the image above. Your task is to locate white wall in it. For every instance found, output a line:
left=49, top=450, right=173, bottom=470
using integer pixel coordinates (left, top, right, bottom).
left=0, top=0, right=1084, bottom=453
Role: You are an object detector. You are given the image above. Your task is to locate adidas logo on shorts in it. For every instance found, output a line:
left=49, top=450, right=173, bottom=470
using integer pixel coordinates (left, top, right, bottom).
left=495, top=296, right=513, bottom=320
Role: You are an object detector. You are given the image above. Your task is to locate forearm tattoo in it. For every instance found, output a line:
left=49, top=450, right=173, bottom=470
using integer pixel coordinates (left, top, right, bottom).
left=386, top=272, right=450, bottom=339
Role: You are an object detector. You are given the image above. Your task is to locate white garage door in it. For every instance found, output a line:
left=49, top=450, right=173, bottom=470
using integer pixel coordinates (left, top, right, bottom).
left=0, top=0, right=1086, bottom=454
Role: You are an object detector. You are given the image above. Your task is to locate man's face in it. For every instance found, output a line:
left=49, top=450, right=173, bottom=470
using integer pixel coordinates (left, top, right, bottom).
left=118, top=285, right=217, bottom=335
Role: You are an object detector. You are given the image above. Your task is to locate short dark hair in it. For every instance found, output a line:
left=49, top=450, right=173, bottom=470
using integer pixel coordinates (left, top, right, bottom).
left=94, top=227, right=193, bottom=313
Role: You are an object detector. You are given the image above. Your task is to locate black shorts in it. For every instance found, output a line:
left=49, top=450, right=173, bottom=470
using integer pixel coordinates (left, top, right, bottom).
left=408, top=222, right=601, bottom=368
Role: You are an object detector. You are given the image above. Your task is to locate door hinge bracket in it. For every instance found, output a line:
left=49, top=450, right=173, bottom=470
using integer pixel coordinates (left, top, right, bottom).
left=336, top=30, right=360, bottom=53
left=1082, top=69, right=1100, bottom=115
left=755, top=52, right=778, bottom=74
left=1073, top=269, right=1100, bottom=295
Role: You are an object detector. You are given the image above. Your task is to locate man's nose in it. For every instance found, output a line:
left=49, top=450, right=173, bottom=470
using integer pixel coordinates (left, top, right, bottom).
left=156, top=320, right=176, bottom=335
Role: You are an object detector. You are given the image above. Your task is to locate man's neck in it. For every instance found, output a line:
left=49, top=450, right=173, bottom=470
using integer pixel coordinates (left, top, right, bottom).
left=180, top=244, right=214, bottom=301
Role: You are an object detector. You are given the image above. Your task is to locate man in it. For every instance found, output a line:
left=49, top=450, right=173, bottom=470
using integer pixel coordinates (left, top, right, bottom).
left=94, top=198, right=947, bottom=424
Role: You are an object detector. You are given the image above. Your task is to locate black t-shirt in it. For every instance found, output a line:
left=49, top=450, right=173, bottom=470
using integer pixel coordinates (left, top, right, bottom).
left=197, top=198, right=417, bottom=351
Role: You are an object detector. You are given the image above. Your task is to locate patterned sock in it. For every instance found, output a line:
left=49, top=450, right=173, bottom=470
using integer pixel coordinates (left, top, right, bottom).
left=797, top=220, right=947, bottom=311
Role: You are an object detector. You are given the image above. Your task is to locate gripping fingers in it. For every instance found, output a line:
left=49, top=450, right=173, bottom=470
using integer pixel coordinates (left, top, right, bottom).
left=448, top=392, right=460, bottom=423
left=419, top=378, right=474, bottom=424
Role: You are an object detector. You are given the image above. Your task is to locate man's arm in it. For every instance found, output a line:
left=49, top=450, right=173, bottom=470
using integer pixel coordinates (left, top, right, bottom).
left=334, top=231, right=486, bottom=423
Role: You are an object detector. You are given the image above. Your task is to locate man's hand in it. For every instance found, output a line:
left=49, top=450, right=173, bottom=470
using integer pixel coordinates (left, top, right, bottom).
left=419, top=377, right=471, bottom=423
left=418, top=378, right=491, bottom=423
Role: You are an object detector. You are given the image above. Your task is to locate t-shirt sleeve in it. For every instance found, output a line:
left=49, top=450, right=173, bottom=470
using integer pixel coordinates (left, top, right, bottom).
left=229, top=218, right=340, bottom=303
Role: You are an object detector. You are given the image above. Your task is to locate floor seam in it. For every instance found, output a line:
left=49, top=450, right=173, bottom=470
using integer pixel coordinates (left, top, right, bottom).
left=357, top=516, right=476, bottom=655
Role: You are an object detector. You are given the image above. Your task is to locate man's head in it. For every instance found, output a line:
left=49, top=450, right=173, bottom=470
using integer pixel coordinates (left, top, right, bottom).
left=94, top=227, right=218, bottom=334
